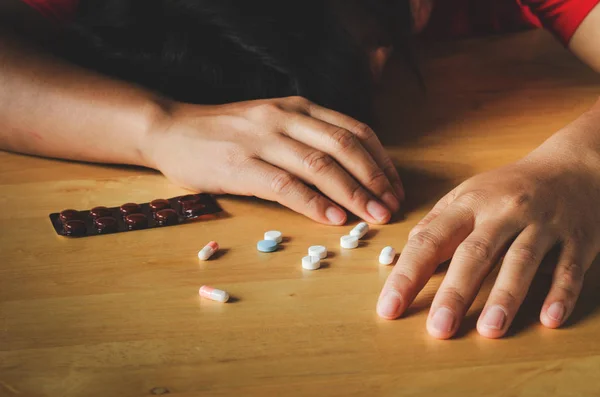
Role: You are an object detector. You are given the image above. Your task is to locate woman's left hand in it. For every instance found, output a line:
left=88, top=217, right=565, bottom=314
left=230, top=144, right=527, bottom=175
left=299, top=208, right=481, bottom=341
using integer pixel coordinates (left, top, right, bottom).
left=376, top=132, right=600, bottom=339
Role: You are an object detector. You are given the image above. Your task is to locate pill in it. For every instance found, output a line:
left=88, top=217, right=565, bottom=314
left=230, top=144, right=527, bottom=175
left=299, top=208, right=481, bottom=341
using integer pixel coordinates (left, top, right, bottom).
left=198, top=241, right=219, bottom=260
left=308, top=245, right=327, bottom=259
left=350, top=222, right=369, bottom=239
left=63, top=219, right=86, bottom=236
left=120, top=203, right=142, bottom=217
left=379, top=246, right=396, bottom=265
left=149, top=199, right=170, bottom=212
left=155, top=208, right=178, bottom=225
left=182, top=201, right=206, bottom=218
left=124, top=213, right=148, bottom=230
left=178, top=194, right=200, bottom=205
left=264, top=230, right=283, bottom=243
left=59, top=209, right=80, bottom=223
left=257, top=239, right=278, bottom=253
left=199, top=285, right=229, bottom=303
left=90, top=206, right=111, bottom=219
left=340, top=235, right=359, bottom=249
left=302, top=255, right=321, bottom=270
left=94, top=216, right=118, bottom=234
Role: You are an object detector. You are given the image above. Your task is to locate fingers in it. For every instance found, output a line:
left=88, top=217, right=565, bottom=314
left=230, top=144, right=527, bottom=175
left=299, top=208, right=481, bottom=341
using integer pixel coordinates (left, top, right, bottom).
left=476, top=226, right=556, bottom=338
left=427, top=219, right=522, bottom=339
left=259, top=136, right=392, bottom=223
left=540, top=241, right=595, bottom=329
left=303, top=102, right=404, bottom=201
left=282, top=113, right=400, bottom=213
left=409, top=189, right=458, bottom=239
left=377, top=200, right=476, bottom=320
left=232, top=158, right=347, bottom=225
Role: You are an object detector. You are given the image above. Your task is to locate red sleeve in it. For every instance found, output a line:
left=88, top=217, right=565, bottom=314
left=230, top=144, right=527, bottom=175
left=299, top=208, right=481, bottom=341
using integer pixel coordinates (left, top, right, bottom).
left=519, top=0, right=600, bottom=44
left=21, top=0, right=78, bottom=24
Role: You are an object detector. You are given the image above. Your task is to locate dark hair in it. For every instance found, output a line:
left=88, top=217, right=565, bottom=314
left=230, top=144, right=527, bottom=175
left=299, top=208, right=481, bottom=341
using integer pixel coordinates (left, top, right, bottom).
left=59, top=0, right=412, bottom=122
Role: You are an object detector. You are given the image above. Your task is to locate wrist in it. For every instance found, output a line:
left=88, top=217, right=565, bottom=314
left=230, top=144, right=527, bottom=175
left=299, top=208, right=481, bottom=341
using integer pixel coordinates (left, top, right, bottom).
left=136, top=96, right=179, bottom=170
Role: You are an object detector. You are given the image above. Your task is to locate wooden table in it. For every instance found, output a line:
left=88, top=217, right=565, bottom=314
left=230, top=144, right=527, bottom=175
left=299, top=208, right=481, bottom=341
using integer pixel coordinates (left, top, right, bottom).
left=2, top=30, right=600, bottom=397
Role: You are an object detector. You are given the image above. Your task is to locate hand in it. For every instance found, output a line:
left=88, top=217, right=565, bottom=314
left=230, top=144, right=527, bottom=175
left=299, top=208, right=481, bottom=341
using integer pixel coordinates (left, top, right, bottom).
left=143, top=96, right=403, bottom=225
left=376, top=137, right=600, bottom=338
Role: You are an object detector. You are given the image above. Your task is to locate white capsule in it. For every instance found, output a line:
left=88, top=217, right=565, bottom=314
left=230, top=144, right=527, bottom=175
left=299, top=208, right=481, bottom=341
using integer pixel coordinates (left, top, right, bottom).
left=199, top=285, right=229, bottom=302
left=302, top=255, right=321, bottom=270
left=379, top=246, right=396, bottom=265
left=264, top=230, right=283, bottom=243
left=350, top=222, right=369, bottom=239
left=198, top=241, right=219, bottom=261
left=340, top=235, right=359, bottom=249
left=308, top=245, right=327, bottom=259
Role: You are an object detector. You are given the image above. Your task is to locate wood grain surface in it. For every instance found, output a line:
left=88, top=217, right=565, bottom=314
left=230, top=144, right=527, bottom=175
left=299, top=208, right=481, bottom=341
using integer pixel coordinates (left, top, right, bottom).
left=1, top=30, right=600, bottom=397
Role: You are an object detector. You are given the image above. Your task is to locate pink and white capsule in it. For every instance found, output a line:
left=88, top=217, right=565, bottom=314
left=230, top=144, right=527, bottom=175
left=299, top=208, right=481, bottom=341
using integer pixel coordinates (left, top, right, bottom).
left=198, top=241, right=219, bottom=260
left=199, top=285, right=229, bottom=302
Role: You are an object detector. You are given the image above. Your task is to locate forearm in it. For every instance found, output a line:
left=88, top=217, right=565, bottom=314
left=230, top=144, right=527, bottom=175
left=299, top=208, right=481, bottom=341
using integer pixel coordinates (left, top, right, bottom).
left=568, top=3, right=600, bottom=73
left=0, top=32, right=166, bottom=167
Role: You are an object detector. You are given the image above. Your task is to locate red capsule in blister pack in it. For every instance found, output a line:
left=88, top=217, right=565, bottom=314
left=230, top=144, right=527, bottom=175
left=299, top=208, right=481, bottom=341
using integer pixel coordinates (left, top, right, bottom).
left=49, top=194, right=222, bottom=238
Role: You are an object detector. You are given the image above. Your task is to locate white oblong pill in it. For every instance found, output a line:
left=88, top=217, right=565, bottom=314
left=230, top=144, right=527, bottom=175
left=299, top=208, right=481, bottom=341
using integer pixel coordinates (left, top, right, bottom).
left=379, top=246, right=396, bottom=265
left=302, top=255, right=321, bottom=270
left=340, top=235, right=359, bottom=249
left=264, top=230, right=282, bottom=243
left=308, top=245, right=327, bottom=259
left=350, top=222, right=369, bottom=239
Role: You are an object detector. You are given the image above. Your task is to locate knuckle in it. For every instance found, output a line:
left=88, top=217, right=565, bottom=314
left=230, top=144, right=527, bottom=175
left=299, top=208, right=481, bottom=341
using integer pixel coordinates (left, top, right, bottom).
left=330, top=128, right=357, bottom=151
left=409, top=230, right=442, bottom=253
left=458, top=190, right=488, bottom=209
left=457, top=239, right=493, bottom=263
left=249, top=102, right=282, bottom=121
left=503, top=191, right=532, bottom=211
left=492, top=288, right=520, bottom=306
left=270, top=172, right=297, bottom=196
left=366, top=169, right=388, bottom=189
left=287, top=95, right=310, bottom=106
left=304, top=191, right=322, bottom=211
left=556, top=262, right=584, bottom=293
left=302, top=151, right=335, bottom=174
left=507, top=244, right=540, bottom=265
left=348, top=182, right=365, bottom=202
left=351, top=121, right=375, bottom=140
left=439, top=287, right=468, bottom=308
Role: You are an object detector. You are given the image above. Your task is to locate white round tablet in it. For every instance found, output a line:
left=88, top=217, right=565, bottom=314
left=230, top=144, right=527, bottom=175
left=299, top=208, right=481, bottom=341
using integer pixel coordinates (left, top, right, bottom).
left=308, top=245, right=327, bottom=259
left=340, top=235, right=359, bottom=249
left=379, top=246, right=396, bottom=265
left=264, top=230, right=282, bottom=243
left=302, top=255, right=321, bottom=270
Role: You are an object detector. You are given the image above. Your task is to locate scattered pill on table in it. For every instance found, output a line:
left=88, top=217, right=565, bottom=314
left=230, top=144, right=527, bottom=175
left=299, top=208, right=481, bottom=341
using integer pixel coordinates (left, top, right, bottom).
left=199, top=285, right=229, bottom=302
left=340, top=235, right=359, bottom=249
left=264, top=230, right=283, bottom=243
left=198, top=241, right=219, bottom=261
left=302, top=255, right=321, bottom=270
left=350, top=222, right=369, bottom=239
left=379, top=246, right=396, bottom=265
left=257, top=239, right=278, bottom=253
left=308, top=245, right=327, bottom=259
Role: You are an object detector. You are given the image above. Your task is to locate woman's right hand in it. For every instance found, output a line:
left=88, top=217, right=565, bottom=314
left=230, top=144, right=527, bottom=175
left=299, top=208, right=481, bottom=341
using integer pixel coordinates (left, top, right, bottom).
left=144, top=96, right=404, bottom=225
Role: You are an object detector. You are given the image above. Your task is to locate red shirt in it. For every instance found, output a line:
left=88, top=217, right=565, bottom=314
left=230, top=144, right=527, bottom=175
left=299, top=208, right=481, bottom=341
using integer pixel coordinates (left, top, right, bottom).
left=21, top=0, right=600, bottom=45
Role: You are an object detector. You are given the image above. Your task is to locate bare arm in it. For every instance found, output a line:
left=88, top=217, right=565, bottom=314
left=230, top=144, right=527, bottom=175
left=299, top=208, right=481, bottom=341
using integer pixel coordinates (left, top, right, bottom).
left=568, top=3, right=600, bottom=72
left=0, top=2, right=403, bottom=225
left=0, top=31, right=162, bottom=166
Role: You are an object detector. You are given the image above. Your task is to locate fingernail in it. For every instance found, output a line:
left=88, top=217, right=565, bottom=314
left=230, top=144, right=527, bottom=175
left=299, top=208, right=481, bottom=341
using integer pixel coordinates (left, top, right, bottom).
left=393, top=181, right=404, bottom=201
left=325, top=206, right=346, bottom=225
left=432, top=307, right=455, bottom=333
left=377, top=289, right=403, bottom=319
left=481, top=305, right=507, bottom=330
left=381, top=191, right=400, bottom=212
left=547, top=302, right=565, bottom=322
left=367, top=200, right=390, bottom=222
